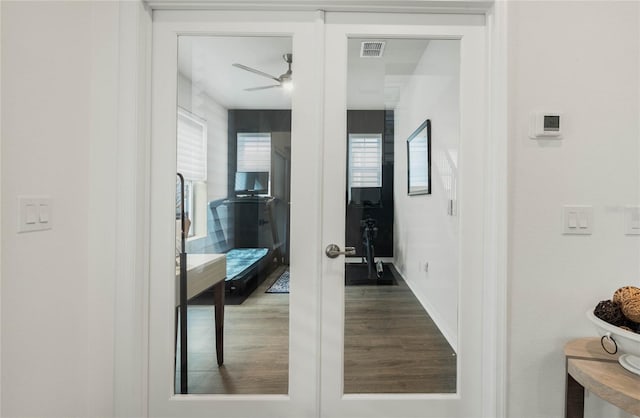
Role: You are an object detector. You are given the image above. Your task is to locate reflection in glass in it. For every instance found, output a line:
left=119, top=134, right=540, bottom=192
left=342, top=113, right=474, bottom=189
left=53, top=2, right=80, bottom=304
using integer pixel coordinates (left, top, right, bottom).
left=175, top=36, right=292, bottom=394
left=344, top=38, right=460, bottom=394
left=407, top=119, right=431, bottom=196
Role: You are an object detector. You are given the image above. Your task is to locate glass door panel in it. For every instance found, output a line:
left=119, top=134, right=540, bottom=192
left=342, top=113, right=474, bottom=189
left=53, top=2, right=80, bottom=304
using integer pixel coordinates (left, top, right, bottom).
left=321, top=15, right=487, bottom=418
left=175, top=35, right=292, bottom=395
left=149, top=11, right=322, bottom=418
left=343, top=38, right=459, bottom=394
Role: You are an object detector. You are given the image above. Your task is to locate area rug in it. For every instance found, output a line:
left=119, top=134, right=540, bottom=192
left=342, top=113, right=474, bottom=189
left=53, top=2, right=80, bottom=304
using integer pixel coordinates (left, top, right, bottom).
left=266, top=270, right=290, bottom=293
left=345, top=263, right=398, bottom=286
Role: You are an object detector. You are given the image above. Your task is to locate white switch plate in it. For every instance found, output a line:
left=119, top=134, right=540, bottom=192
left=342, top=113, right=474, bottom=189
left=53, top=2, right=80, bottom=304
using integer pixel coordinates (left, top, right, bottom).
left=19, top=196, right=52, bottom=233
left=563, top=205, right=592, bottom=235
left=624, top=206, right=640, bottom=235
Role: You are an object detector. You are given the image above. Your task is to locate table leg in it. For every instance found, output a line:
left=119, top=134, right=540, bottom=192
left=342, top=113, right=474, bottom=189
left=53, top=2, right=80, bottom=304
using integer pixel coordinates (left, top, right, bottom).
left=214, top=281, right=225, bottom=366
left=566, top=371, right=584, bottom=418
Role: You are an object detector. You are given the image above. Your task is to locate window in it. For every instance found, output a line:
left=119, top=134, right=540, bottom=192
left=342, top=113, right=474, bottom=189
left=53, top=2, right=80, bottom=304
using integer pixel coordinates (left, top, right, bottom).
left=237, top=132, right=271, bottom=194
left=348, top=133, right=383, bottom=191
left=237, top=132, right=271, bottom=172
left=177, top=107, right=207, bottom=237
left=177, top=108, right=207, bottom=182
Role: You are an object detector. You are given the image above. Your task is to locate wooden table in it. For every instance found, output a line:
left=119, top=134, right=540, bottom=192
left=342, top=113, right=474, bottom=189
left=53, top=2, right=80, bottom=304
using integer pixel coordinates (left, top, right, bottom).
left=565, top=337, right=640, bottom=418
left=176, top=253, right=226, bottom=366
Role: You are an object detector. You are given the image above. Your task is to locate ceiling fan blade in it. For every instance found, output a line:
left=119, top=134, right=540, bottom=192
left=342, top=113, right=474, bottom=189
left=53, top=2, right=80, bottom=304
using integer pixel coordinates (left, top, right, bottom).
left=232, top=63, right=280, bottom=83
left=244, top=85, right=281, bottom=92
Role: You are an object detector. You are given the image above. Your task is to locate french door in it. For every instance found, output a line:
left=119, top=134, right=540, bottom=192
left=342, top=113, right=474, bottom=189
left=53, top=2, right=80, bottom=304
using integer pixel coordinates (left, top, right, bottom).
left=149, top=9, right=488, bottom=418
left=320, top=14, right=487, bottom=418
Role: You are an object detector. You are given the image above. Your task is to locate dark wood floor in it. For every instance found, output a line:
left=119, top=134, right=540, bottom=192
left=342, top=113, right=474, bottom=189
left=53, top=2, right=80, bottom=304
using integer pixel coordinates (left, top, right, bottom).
left=176, top=266, right=289, bottom=394
left=344, top=279, right=456, bottom=393
left=176, top=265, right=456, bottom=394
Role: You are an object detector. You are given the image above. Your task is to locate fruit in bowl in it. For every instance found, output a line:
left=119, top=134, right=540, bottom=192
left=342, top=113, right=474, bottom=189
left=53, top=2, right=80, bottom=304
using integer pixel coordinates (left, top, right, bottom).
left=588, top=286, right=640, bottom=376
left=587, top=310, right=640, bottom=375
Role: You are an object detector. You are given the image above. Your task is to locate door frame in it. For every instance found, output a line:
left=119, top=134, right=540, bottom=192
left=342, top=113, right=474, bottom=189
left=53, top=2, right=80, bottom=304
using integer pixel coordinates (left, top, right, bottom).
left=321, top=16, right=492, bottom=418
left=148, top=11, right=324, bottom=418
left=114, top=1, right=507, bottom=417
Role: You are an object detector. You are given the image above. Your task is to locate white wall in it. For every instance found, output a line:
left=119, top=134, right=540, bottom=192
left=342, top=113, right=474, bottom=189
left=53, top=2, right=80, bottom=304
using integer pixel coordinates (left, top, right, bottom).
left=1, top=1, right=119, bottom=417
left=393, top=40, right=460, bottom=350
left=1, top=2, right=639, bottom=417
left=508, top=2, right=640, bottom=417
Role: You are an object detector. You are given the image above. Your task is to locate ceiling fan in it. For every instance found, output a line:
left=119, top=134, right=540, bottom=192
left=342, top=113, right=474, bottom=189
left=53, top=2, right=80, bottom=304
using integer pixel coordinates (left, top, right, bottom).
left=233, top=53, right=293, bottom=91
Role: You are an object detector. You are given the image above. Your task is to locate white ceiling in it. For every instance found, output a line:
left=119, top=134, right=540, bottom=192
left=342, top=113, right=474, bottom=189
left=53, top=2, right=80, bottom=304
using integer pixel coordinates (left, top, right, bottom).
left=178, top=36, right=429, bottom=110
left=178, top=36, right=293, bottom=109
left=347, top=38, right=429, bottom=109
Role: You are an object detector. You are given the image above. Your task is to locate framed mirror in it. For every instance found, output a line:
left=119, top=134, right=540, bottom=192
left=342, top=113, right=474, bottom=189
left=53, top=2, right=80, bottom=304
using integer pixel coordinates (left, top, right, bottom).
left=407, top=119, right=431, bottom=196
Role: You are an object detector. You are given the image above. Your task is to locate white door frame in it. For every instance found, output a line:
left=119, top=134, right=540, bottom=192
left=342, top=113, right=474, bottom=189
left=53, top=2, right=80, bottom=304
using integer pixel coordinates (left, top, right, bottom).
left=115, top=2, right=507, bottom=417
left=149, top=10, right=324, bottom=418
left=322, top=15, right=489, bottom=418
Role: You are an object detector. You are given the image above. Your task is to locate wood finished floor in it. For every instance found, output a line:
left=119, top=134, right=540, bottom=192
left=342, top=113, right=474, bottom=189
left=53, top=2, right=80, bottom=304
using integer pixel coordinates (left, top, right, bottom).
left=177, top=265, right=456, bottom=394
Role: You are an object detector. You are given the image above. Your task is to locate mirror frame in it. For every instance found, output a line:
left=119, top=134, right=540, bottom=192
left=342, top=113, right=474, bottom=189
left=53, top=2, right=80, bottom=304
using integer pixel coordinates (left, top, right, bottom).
left=406, top=119, right=431, bottom=196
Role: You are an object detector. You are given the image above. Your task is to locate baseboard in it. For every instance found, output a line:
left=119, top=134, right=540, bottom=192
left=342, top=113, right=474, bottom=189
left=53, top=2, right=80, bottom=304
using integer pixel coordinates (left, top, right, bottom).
left=393, top=267, right=458, bottom=353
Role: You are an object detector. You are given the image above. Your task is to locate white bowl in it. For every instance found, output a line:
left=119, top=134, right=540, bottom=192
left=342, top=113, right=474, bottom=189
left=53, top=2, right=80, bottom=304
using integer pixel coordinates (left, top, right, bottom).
left=587, top=309, right=640, bottom=375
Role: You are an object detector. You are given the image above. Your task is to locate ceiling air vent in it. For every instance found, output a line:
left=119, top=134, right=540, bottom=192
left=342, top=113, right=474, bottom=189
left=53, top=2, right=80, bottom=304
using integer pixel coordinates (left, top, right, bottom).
left=360, top=41, right=386, bottom=58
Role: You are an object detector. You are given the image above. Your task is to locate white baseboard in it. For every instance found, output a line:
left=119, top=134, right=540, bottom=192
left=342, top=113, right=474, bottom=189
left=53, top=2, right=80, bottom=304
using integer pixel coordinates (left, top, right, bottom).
left=393, top=267, right=458, bottom=353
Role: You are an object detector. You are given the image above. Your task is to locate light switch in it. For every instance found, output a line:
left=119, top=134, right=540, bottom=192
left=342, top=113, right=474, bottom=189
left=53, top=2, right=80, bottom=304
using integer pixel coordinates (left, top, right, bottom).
left=624, top=206, right=640, bottom=235
left=563, top=206, right=592, bottom=235
left=39, top=204, right=49, bottom=223
left=568, top=212, right=578, bottom=228
left=25, top=204, right=37, bottom=224
left=19, top=196, right=52, bottom=232
left=578, top=212, right=589, bottom=229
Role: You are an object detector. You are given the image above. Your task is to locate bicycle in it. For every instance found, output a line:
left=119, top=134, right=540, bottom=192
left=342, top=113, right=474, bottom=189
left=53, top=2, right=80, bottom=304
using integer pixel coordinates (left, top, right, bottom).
left=360, top=217, right=384, bottom=280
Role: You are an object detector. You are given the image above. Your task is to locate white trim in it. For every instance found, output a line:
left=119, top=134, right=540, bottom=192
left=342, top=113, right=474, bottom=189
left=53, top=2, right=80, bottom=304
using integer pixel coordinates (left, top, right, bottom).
left=113, top=2, right=152, bottom=417
left=313, top=13, right=326, bottom=418
left=482, top=2, right=508, bottom=417
left=116, top=1, right=507, bottom=416
left=0, top=1, right=3, bottom=412
left=146, top=0, right=493, bottom=14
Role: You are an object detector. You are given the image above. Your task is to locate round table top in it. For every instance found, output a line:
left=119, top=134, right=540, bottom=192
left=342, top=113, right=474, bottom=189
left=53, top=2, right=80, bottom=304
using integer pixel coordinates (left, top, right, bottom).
left=565, top=338, right=640, bottom=416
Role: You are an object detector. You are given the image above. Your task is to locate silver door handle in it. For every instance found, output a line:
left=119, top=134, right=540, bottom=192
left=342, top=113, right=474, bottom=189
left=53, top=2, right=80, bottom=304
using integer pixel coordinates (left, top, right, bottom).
left=325, top=244, right=356, bottom=258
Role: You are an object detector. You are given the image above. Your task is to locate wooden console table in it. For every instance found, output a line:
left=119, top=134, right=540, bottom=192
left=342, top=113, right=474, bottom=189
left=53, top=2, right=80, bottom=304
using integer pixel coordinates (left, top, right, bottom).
left=565, top=337, right=640, bottom=418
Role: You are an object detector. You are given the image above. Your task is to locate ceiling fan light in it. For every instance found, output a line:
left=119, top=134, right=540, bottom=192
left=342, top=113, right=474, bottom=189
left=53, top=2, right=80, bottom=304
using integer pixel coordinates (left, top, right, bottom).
left=282, top=79, right=294, bottom=91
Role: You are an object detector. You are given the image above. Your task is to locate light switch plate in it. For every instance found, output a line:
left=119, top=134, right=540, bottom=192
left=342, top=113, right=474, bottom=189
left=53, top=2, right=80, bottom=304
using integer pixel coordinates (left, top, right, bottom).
left=563, top=205, right=592, bottom=235
left=624, top=206, right=640, bottom=235
left=19, top=196, right=52, bottom=233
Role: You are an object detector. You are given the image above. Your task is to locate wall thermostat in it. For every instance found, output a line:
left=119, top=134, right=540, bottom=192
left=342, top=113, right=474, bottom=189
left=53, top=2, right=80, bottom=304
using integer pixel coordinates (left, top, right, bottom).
left=529, top=112, right=562, bottom=139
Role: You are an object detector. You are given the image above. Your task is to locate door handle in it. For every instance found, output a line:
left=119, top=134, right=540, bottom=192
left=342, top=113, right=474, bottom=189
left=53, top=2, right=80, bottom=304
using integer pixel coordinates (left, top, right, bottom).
left=325, top=244, right=356, bottom=258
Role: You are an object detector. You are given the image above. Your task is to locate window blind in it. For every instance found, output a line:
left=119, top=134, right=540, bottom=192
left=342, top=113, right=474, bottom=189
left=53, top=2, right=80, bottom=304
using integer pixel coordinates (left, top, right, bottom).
left=349, top=134, right=382, bottom=188
left=177, top=108, right=207, bottom=182
left=237, top=133, right=271, bottom=173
